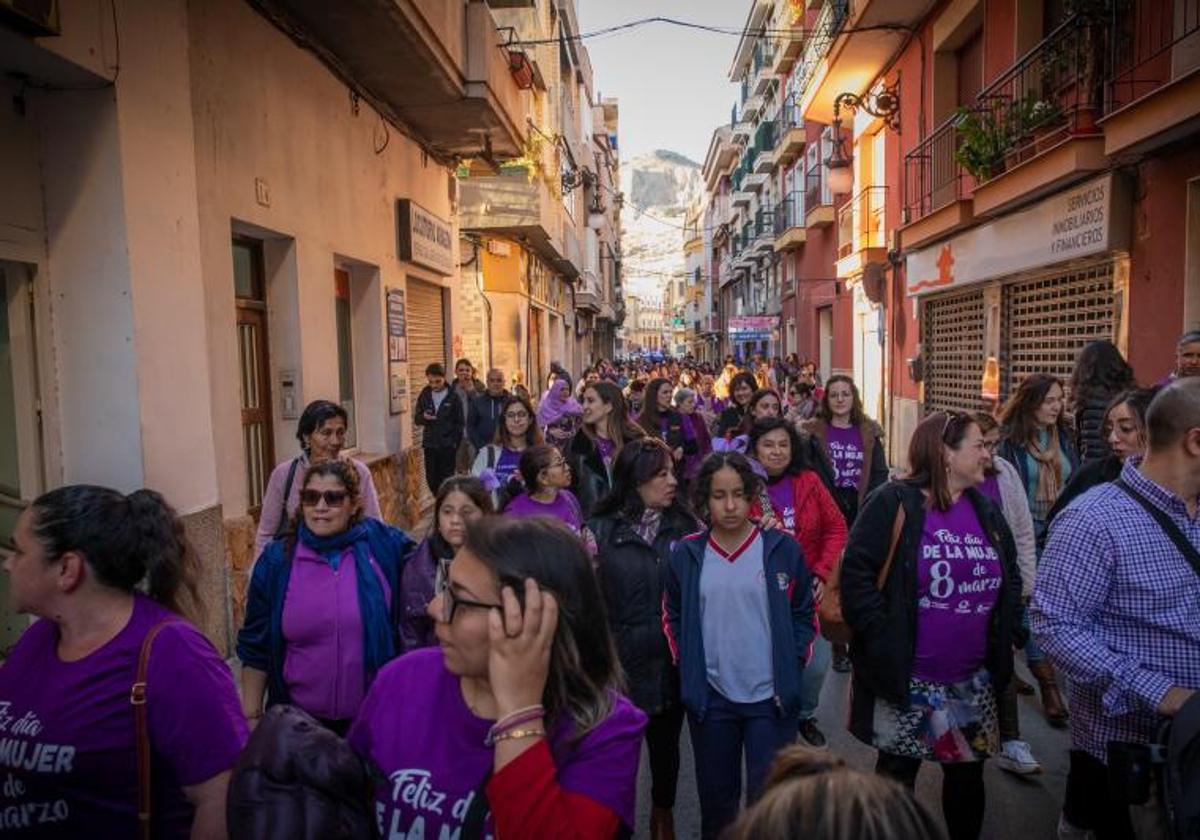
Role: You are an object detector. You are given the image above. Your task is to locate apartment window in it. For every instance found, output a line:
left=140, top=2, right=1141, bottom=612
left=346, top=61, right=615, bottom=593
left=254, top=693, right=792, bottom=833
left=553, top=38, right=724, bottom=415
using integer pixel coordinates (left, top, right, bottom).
left=956, top=28, right=984, bottom=106
left=334, top=268, right=357, bottom=450
left=233, top=238, right=275, bottom=513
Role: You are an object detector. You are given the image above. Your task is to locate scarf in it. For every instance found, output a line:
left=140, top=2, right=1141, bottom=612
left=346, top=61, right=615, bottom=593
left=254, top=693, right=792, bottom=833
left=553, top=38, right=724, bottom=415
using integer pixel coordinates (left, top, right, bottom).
left=1028, top=425, right=1065, bottom=518
left=632, top=508, right=662, bottom=545
left=297, top=520, right=395, bottom=676
left=536, top=380, right=582, bottom=428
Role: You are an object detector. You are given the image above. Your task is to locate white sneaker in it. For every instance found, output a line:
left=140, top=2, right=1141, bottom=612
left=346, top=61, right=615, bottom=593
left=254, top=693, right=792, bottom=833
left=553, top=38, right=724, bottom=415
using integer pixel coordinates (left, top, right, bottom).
left=1057, top=813, right=1095, bottom=840
left=997, top=739, right=1042, bottom=775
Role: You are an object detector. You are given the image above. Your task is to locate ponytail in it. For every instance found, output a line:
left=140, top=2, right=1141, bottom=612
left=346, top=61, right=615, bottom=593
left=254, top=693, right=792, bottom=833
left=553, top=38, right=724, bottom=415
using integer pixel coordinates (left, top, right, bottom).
left=30, top=485, right=201, bottom=620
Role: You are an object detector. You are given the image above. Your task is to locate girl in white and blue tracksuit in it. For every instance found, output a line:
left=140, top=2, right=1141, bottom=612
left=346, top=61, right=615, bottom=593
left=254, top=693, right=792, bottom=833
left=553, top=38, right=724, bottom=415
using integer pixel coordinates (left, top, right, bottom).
left=663, top=452, right=813, bottom=840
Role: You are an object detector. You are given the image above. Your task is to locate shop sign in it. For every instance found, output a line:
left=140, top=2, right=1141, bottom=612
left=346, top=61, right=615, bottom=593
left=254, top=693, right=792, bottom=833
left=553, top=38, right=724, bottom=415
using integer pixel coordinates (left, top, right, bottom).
left=905, top=173, right=1129, bottom=297
left=386, top=287, right=407, bottom=363
left=396, top=199, right=454, bottom=276
left=730, top=315, right=778, bottom=342
left=528, top=253, right=564, bottom=312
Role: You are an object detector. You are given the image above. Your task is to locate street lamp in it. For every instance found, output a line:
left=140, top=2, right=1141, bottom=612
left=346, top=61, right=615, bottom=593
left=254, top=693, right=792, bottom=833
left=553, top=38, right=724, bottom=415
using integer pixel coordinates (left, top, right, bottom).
left=824, top=83, right=901, bottom=196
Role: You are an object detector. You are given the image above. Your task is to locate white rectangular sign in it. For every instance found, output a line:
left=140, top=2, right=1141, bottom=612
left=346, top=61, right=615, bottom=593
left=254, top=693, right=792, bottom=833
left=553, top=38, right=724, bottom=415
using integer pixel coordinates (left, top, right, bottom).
left=905, top=173, right=1128, bottom=296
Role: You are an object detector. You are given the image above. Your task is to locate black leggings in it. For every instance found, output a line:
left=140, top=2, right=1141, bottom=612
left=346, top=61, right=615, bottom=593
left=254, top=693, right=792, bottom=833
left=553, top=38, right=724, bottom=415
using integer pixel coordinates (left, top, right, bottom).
left=644, top=705, right=685, bottom=809
left=876, top=752, right=985, bottom=840
left=1063, top=749, right=1135, bottom=839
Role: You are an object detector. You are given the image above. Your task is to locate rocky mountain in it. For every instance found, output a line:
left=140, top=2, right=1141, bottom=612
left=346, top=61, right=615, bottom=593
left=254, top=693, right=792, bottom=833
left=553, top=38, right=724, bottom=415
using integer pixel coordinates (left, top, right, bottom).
left=620, top=149, right=703, bottom=299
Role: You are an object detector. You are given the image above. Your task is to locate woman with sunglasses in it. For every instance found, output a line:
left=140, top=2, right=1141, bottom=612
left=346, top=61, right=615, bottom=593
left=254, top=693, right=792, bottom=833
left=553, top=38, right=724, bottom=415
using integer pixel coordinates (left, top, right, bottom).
left=503, top=444, right=583, bottom=531
left=348, top=517, right=646, bottom=838
left=255, top=399, right=382, bottom=557
left=588, top=438, right=701, bottom=840
left=839, top=412, right=1022, bottom=840
left=472, top=394, right=542, bottom=508
left=400, top=476, right=493, bottom=652
left=238, top=460, right=415, bottom=734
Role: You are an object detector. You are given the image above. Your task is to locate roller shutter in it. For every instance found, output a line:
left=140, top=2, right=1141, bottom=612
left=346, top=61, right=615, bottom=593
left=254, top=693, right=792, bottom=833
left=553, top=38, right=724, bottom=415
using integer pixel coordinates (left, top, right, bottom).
left=1001, top=261, right=1117, bottom=399
left=406, top=278, right=448, bottom=492
left=922, top=287, right=986, bottom=414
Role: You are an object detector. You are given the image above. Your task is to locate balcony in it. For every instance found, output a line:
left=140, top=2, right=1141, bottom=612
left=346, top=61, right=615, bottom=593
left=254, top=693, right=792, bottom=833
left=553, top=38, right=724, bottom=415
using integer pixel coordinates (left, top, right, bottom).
left=742, top=91, right=767, bottom=122
left=899, top=115, right=974, bottom=250
left=805, top=165, right=835, bottom=227
left=800, top=0, right=937, bottom=123
left=745, top=171, right=771, bottom=192
left=753, top=121, right=778, bottom=173
left=1102, top=0, right=1200, bottom=155
left=966, top=15, right=1110, bottom=218
left=253, top=0, right=526, bottom=159
left=458, top=169, right=577, bottom=277
left=751, top=41, right=778, bottom=96
left=772, top=28, right=806, bottom=76
left=774, top=191, right=807, bottom=251
left=753, top=204, right=776, bottom=252
left=835, top=186, right=887, bottom=279
left=777, top=97, right=806, bottom=165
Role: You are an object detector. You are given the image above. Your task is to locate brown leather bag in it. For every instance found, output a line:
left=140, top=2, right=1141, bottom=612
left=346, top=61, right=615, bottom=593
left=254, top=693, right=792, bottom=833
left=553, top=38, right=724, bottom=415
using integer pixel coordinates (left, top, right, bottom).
left=132, top=620, right=174, bottom=840
left=819, top=503, right=906, bottom=645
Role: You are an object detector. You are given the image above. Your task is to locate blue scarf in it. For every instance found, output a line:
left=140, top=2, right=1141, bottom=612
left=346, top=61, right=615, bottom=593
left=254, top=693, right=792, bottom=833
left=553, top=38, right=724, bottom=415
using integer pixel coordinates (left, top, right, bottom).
left=296, top=520, right=395, bottom=676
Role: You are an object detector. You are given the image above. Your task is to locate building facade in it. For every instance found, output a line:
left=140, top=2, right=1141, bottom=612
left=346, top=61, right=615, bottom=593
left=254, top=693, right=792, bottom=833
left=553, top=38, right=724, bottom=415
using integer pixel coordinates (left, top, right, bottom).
left=0, top=0, right=565, bottom=650
left=692, top=0, right=1200, bottom=469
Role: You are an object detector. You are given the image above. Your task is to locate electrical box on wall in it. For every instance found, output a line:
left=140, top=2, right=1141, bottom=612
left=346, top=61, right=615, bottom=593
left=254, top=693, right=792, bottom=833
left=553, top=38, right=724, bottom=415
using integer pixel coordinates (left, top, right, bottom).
left=279, top=370, right=299, bottom=420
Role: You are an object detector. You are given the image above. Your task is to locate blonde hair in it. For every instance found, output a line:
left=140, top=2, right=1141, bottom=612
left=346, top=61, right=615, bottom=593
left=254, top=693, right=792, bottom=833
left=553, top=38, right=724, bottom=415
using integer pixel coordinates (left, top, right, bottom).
left=726, top=747, right=945, bottom=840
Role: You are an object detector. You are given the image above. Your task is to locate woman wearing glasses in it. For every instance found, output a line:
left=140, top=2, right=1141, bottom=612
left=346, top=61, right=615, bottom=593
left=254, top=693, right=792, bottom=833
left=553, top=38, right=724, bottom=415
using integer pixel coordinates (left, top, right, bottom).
left=472, top=394, right=542, bottom=508
left=839, top=413, right=1022, bottom=840
left=400, top=476, right=493, bottom=652
left=348, top=517, right=646, bottom=839
left=502, top=444, right=584, bottom=531
left=255, top=399, right=383, bottom=557
left=238, top=460, right=415, bottom=734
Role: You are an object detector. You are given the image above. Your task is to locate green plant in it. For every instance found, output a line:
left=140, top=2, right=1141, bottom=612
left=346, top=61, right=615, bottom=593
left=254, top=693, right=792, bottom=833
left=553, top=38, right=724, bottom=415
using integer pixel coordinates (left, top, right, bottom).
left=953, top=106, right=1012, bottom=181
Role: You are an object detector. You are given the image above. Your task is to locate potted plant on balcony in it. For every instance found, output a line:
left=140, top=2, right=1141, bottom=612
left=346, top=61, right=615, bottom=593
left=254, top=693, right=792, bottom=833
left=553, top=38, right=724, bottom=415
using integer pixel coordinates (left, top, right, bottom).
left=953, top=106, right=1011, bottom=183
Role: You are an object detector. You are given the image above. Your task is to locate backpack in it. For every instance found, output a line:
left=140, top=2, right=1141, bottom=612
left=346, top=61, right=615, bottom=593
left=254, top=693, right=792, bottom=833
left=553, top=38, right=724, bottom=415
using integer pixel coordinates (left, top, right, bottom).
left=1165, top=692, right=1200, bottom=839
left=227, top=705, right=376, bottom=840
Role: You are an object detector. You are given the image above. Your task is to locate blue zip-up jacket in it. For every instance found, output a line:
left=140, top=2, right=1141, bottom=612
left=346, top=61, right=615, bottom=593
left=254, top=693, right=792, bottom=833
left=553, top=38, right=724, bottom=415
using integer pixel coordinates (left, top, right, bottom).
left=663, top=527, right=814, bottom=720
left=236, top=518, right=415, bottom=707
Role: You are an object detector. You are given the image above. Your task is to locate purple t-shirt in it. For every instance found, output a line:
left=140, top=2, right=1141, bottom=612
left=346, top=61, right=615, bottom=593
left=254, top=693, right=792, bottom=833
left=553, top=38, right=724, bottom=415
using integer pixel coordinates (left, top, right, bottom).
left=0, top=595, right=247, bottom=838
left=348, top=648, right=646, bottom=836
left=282, top=542, right=393, bottom=721
left=766, top=477, right=796, bottom=533
left=978, top=473, right=1002, bottom=507
left=504, top=490, right=584, bottom=530
left=595, top=436, right=616, bottom=466
left=827, top=425, right=864, bottom=489
left=913, top=496, right=1004, bottom=684
left=495, top=447, right=522, bottom=485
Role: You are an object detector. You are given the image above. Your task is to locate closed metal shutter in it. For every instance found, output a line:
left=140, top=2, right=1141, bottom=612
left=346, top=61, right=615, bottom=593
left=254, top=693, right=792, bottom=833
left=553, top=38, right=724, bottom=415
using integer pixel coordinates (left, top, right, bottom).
left=1001, top=261, right=1116, bottom=399
left=406, top=279, right=447, bottom=489
left=922, top=287, right=986, bottom=414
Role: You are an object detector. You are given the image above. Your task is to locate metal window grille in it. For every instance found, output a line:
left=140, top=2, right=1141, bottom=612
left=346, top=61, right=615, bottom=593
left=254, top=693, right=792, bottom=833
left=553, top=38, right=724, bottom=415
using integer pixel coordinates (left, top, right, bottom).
left=922, top=288, right=987, bottom=414
left=1001, top=262, right=1116, bottom=399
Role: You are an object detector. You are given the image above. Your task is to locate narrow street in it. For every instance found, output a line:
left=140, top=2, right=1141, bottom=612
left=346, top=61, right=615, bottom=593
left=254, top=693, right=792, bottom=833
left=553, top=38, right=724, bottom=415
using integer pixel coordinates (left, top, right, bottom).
left=634, top=661, right=1069, bottom=839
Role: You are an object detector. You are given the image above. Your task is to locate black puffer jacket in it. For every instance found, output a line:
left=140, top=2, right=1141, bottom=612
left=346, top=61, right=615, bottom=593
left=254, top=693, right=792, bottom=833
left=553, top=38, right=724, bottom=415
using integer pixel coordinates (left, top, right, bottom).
left=568, top=432, right=610, bottom=519
left=590, top=508, right=699, bottom=715
left=840, top=481, right=1023, bottom=742
left=1074, top=395, right=1114, bottom=462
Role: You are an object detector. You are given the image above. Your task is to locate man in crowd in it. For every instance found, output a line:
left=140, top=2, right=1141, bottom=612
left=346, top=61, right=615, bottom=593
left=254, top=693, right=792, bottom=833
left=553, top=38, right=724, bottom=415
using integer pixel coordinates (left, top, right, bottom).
left=467, top=368, right=508, bottom=450
left=413, top=363, right=463, bottom=495
left=1033, top=379, right=1200, bottom=839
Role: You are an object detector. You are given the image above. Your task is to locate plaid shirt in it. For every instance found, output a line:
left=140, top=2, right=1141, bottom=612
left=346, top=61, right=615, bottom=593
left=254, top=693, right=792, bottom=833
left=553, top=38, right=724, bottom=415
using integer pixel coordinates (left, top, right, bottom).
left=1031, top=459, right=1200, bottom=761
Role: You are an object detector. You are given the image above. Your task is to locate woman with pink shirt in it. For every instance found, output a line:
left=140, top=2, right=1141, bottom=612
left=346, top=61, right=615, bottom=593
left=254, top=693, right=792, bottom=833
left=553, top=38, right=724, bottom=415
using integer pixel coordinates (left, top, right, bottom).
left=238, top=460, right=415, bottom=735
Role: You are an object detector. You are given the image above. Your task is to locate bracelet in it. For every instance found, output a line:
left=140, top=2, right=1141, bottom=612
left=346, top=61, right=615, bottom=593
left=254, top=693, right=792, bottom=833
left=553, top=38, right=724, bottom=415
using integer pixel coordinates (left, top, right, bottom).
left=485, top=706, right=545, bottom=746
left=490, top=728, right=545, bottom=744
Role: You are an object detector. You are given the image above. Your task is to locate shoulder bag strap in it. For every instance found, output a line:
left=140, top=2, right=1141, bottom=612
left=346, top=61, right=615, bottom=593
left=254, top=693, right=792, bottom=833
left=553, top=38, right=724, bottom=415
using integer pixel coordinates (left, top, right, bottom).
left=875, top=500, right=907, bottom=590
left=487, top=446, right=496, bottom=469
left=273, top=457, right=302, bottom=538
left=1115, top=479, right=1200, bottom=578
left=132, top=619, right=176, bottom=840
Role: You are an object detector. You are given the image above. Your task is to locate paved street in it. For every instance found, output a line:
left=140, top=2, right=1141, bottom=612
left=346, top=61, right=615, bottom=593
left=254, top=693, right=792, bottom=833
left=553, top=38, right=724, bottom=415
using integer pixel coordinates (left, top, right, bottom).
left=633, top=660, right=1070, bottom=839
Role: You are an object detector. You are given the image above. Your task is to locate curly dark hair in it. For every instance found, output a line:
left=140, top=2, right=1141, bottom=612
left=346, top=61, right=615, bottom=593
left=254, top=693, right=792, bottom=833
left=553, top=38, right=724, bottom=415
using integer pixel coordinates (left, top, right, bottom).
left=748, top=417, right=816, bottom=477
left=1068, top=340, right=1136, bottom=412
left=592, top=437, right=695, bottom=522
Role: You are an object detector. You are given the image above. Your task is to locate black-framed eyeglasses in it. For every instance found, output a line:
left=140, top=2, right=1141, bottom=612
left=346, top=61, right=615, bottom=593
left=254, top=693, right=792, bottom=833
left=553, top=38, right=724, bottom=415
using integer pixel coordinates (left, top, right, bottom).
left=436, top=572, right=502, bottom=623
left=505, top=410, right=530, bottom=420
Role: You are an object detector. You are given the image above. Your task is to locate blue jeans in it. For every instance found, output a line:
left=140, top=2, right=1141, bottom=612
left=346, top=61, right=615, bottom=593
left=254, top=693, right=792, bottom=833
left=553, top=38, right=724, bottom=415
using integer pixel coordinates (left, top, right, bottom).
left=799, top=634, right=831, bottom=720
left=688, top=686, right=799, bottom=839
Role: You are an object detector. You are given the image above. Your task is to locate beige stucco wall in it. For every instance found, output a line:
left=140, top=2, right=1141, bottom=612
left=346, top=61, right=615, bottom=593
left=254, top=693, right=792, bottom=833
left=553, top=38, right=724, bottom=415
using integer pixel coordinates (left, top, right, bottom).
left=185, top=0, right=463, bottom=519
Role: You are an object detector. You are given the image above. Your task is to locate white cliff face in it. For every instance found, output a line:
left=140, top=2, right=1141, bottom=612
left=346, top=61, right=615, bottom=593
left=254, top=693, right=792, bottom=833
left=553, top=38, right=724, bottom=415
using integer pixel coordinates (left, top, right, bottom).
left=620, top=150, right=703, bottom=300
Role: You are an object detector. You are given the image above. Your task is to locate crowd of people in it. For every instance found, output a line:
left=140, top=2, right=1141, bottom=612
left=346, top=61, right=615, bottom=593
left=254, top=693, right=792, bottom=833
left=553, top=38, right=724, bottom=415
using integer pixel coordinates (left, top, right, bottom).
left=1, top=330, right=1199, bottom=839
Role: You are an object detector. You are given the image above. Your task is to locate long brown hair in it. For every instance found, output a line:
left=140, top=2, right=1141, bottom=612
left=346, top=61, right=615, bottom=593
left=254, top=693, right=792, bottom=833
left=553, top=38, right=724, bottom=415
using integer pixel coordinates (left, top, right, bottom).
left=493, top=394, right=542, bottom=449
left=583, top=381, right=644, bottom=454
left=998, top=373, right=1069, bottom=446
left=818, top=375, right=865, bottom=426
left=637, top=377, right=674, bottom=434
left=905, top=411, right=979, bottom=511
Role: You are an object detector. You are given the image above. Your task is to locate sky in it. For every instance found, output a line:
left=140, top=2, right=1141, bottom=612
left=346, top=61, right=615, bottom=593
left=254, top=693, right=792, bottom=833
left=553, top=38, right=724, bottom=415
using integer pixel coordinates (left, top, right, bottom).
left=576, top=1, right=745, bottom=165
